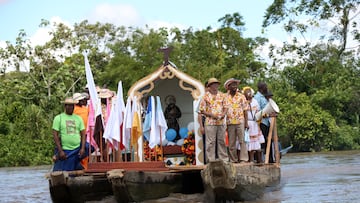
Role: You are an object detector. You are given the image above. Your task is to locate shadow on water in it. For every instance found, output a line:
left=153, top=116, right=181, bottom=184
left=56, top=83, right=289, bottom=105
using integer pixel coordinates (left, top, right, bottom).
left=0, top=150, right=359, bottom=203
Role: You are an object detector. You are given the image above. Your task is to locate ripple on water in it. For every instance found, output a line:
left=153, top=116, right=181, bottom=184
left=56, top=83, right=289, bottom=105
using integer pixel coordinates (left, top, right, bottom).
left=0, top=165, right=52, bottom=203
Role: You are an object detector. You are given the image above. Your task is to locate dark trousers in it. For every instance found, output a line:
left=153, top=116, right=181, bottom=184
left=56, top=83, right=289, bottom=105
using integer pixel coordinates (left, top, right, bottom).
left=260, top=123, right=274, bottom=163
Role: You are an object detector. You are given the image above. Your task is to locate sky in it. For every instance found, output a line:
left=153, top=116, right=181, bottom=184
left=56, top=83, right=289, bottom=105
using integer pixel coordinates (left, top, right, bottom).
left=0, top=0, right=284, bottom=46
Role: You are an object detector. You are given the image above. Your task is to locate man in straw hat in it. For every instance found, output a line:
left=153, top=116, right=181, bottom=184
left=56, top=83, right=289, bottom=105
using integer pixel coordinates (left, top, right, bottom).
left=199, top=78, right=228, bottom=162
left=52, top=97, right=88, bottom=171
left=224, top=78, right=249, bottom=163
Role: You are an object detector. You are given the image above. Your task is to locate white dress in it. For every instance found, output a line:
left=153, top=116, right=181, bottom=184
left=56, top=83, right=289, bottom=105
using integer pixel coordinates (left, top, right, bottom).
left=246, top=99, right=264, bottom=151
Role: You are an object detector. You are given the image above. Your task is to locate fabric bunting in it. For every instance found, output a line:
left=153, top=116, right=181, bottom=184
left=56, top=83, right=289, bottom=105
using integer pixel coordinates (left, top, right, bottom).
left=142, top=96, right=152, bottom=141
left=131, top=96, right=142, bottom=161
left=148, top=96, right=158, bottom=148
left=83, top=51, right=102, bottom=149
left=122, top=97, right=133, bottom=149
left=103, top=81, right=125, bottom=150
left=155, top=96, right=168, bottom=146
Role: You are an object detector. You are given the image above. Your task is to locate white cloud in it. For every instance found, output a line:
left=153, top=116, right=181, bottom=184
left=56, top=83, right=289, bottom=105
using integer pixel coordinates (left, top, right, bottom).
left=0, top=40, right=6, bottom=48
left=30, top=16, right=72, bottom=46
left=88, top=3, right=188, bottom=31
left=88, top=3, right=142, bottom=27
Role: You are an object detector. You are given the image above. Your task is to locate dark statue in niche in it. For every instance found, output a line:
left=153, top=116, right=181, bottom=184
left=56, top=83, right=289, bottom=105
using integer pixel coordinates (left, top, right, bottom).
left=164, top=95, right=182, bottom=140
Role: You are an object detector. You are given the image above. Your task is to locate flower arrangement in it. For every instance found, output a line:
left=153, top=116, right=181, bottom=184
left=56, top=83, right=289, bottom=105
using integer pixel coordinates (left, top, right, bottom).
left=143, top=141, right=163, bottom=161
left=181, top=131, right=196, bottom=165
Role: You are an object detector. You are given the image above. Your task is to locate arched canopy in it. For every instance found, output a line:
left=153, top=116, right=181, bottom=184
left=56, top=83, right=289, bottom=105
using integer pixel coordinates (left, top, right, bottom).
left=128, top=64, right=205, bottom=127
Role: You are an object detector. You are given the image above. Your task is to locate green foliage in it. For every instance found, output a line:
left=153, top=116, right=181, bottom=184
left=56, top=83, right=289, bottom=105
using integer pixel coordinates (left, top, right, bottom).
left=332, top=125, right=360, bottom=150
left=277, top=92, right=337, bottom=152
left=0, top=133, right=53, bottom=167
left=0, top=103, right=53, bottom=167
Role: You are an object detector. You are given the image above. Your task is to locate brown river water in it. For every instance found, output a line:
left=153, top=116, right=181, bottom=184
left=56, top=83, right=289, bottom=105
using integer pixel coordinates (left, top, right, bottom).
left=0, top=150, right=359, bottom=203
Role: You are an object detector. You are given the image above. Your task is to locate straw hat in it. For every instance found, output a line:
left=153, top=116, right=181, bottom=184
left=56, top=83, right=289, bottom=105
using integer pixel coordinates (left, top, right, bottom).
left=72, top=92, right=88, bottom=101
left=207, top=78, right=220, bottom=86
left=61, top=97, right=78, bottom=104
left=98, top=89, right=113, bottom=98
left=224, top=78, right=240, bottom=90
left=242, top=86, right=255, bottom=97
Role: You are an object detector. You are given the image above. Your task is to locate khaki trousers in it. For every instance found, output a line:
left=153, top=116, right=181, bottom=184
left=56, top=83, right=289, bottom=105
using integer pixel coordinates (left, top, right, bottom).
left=205, top=125, right=228, bottom=162
left=227, top=123, right=248, bottom=162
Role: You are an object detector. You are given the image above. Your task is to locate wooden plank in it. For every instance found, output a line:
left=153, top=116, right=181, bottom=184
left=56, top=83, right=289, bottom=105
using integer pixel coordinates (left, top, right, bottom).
left=168, top=165, right=206, bottom=171
left=273, top=118, right=280, bottom=166
left=265, top=117, right=275, bottom=164
left=86, top=161, right=169, bottom=173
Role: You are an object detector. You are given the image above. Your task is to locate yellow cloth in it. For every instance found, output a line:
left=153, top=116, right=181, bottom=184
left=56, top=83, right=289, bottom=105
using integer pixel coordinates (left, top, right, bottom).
left=131, top=112, right=142, bottom=147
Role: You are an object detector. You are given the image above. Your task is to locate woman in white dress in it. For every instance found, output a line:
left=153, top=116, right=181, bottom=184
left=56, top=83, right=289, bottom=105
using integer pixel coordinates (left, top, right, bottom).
left=243, top=87, right=264, bottom=163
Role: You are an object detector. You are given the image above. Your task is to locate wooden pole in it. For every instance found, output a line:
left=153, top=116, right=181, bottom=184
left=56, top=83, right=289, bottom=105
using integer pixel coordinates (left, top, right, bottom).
left=273, top=117, right=280, bottom=166
left=159, top=127, right=163, bottom=161
left=107, top=143, right=110, bottom=162
left=115, top=141, right=121, bottom=162
left=100, top=131, right=103, bottom=162
left=89, top=128, right=93, bottom=163
left=265, top=117, right=275, bottom=164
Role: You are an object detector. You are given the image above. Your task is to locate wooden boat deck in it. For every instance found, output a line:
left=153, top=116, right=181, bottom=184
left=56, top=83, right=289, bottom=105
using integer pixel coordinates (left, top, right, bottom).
left=86, top=161, right=170, bottom=173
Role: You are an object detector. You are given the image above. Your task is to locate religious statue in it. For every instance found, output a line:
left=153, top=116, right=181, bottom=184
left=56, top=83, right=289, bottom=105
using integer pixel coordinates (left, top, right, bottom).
left=164, top=95, right=182, bottom=140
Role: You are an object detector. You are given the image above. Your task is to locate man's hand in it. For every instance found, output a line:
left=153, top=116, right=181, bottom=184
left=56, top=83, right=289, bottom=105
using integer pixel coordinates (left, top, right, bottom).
left=79, top=148, right=85, bottom=158
left=245, top=122, right=249, bottom=130
left=216, top=113, right=225, bottom=120
left=269, top=112, right=278, bottom=117
left=200, top=126, right=205, bottom=135
left=58, top=150, right=67, bottom=160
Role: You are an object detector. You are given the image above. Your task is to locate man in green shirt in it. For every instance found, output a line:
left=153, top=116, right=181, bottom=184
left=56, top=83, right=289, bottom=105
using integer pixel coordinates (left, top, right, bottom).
left=52, top=97, right=87, bottom=171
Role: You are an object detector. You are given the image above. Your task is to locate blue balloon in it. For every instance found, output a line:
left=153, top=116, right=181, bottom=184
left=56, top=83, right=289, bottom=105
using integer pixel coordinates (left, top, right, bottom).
left=179, top=127, right=188, bottom=139
left=166, top=128, right=177, bottom=141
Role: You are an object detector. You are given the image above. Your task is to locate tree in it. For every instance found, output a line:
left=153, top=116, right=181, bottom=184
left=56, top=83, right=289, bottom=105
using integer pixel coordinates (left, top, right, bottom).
left=263, top=0, right=360, bottom=62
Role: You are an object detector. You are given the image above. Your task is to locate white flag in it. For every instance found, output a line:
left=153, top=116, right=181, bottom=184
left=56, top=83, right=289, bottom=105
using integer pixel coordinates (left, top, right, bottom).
left=103, top=81, right=125, bottom=150
left=156, top=96, right=168, bottom=144
left=149, top=96, right=158, bottom=148
left=83, top=51, right=102, bottom=149
left=142, top=97, right=152, bottom=141
left=83, top=51, right=101, bottom=118
left=122, top=97, right=133, bottom=149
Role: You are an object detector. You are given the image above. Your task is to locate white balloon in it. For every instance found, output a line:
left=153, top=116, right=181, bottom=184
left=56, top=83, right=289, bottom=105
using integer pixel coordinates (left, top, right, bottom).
left=187, top=122, right=195, bottom=132
left=176, top=138, right=184, bottom=146
left=162, top=139, right=168, bottom=146
left=167, top=141, right=176, bottom=146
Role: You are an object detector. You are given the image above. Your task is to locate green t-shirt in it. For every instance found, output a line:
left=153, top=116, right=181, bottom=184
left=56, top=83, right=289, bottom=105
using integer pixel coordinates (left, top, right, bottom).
left=52, top=113, right=85, bottom=150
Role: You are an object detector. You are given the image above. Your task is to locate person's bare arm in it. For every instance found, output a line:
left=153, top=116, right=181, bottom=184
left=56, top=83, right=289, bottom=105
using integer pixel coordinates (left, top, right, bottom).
left=79, top=129, right=86, bottom=157
left=53, top=130, right=66, bottom=160
left=198, top=113, right=205, bottom=135
left=244, top=110, right=249, bottom=129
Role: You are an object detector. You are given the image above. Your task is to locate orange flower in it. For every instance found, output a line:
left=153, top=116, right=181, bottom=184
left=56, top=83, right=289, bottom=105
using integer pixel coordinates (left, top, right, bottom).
left=181, top=131, right=196, bottom=165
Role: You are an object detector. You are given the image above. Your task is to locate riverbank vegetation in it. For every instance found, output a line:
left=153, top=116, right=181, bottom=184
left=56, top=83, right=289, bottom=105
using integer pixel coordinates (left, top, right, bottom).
left=0, top=1, right=359, bottom=167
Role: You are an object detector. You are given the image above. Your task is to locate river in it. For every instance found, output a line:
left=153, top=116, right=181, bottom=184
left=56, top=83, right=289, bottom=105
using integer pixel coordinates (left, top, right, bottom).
left=0, top=150, right=359, bottom=203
